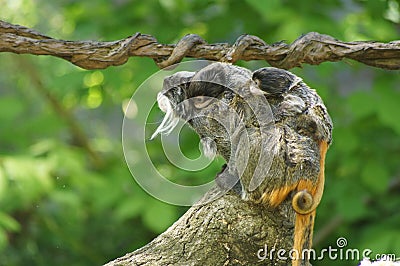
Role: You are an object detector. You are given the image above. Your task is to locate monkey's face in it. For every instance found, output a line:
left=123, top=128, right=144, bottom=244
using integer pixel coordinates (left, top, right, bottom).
left=152, top=62, right=262, bottom=160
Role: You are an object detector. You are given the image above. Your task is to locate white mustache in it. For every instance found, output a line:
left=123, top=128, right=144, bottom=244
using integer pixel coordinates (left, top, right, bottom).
left=150, top=93, right=179, bottom=140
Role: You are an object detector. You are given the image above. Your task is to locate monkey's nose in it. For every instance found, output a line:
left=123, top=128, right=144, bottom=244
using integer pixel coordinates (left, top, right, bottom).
left=157, top=93, right=171, bottom=113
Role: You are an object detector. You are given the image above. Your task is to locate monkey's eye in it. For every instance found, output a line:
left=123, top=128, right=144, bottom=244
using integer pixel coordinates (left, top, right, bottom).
left=191, top=96, right=214, bottom=109
left=254, top=78, right=261, bottom=87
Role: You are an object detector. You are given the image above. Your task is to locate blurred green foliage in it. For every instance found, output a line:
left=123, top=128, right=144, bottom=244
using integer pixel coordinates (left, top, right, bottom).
left=0, top=0, right=399, bottom=265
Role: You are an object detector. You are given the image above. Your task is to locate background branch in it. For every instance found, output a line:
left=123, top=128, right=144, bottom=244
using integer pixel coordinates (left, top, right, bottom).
left=15, top=57, right=103, bottom=168
left=1, top=20, right=399, bottom=70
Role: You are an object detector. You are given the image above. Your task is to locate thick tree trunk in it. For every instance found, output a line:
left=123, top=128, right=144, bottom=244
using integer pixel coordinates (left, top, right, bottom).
left=105, top=187, right=296, bottom=266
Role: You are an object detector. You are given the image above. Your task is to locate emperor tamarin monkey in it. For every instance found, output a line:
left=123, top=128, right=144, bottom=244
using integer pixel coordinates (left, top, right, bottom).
left=153, top=62, right=332, bottom=266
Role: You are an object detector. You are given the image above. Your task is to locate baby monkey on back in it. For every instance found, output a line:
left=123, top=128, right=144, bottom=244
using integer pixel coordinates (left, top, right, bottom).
left=251, top=66, right=332, bottom=266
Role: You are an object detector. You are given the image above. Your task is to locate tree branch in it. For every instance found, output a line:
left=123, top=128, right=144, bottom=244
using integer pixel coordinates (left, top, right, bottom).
left=104, top=188, right=295, bottom=266
left=1, top=20, right=399, bottom=70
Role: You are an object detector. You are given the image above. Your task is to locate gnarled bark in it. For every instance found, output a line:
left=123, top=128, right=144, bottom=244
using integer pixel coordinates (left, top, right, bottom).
left=1, top=20, right=399, bottom=70
left=105, top=188, right=296, bottom=266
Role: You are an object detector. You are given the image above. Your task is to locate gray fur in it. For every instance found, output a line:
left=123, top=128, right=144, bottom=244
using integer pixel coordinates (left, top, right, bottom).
left=154, top=63, right=333, bottom=202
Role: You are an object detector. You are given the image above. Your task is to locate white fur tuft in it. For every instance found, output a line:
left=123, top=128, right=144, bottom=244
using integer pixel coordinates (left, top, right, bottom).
left=151, top=96, right=179, bottom=140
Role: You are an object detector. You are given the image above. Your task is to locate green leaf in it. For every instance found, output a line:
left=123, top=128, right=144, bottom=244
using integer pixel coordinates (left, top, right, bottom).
left=361, top=230, right=398, bottom=255
left=375, top=86, right=400, bottom=135
left=244, top=0, right=288, bottom=23
left=333, top=181, right=368, bottom=222
left=1, top=156, right=53, bottom=210
left=331, top=127, right=359, bottom=153
left=0, top=166, right=6, bottom=201
left=142, top=201, right=178, bottom=233
left=0, top=212, right=20, bottom=232
left=0, top=229, right=7, bottom=251
left=114, top=196, right=145, bottom=221
left=361, top=162, right=389, bottom=193
left=0, top=96, right=24, bottom=122
left=348, top=91, right=376, bottom=119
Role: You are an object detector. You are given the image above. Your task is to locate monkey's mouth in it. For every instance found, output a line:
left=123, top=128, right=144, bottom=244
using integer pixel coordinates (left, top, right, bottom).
left=151, top=90, right=219, bottom=141
left=151, top=92, right=219, bottom=159
left=150, top=93, right=180, bottom=140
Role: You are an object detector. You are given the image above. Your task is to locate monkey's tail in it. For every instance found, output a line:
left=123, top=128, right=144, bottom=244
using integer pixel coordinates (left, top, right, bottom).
left=292, top=211, right=315, bottom=266
left=292, top=140, right=328, bottom=266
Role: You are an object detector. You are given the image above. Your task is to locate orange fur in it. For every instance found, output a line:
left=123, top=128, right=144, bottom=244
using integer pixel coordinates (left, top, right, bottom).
left=260, top=183, right=297, bottom=207
left=259, top=141, right=329, bottom=266
left=292, top=210, right=316, bottom=266
left=261, top=141, right=329, bottom=209
left=292, top=140, right=328, bottom=266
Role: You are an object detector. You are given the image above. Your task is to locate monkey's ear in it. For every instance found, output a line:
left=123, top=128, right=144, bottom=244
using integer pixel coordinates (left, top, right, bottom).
left=192, top=62, right=226, bottom=86
left=189, top=63, right=228, bottom=98
left=162, top=71, right=195, bottom=92
left=252, top=67, right=299, bottom=96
